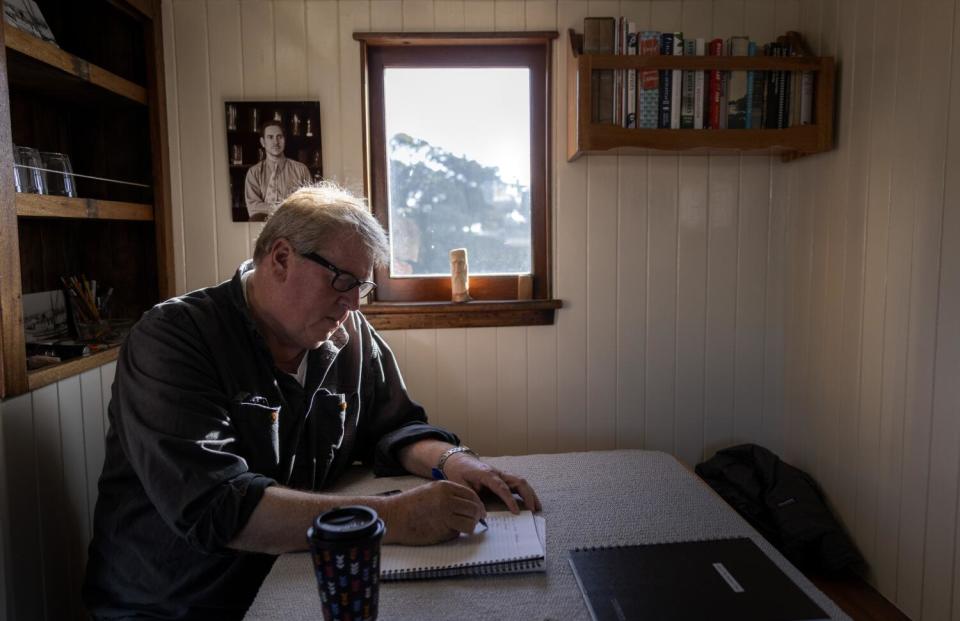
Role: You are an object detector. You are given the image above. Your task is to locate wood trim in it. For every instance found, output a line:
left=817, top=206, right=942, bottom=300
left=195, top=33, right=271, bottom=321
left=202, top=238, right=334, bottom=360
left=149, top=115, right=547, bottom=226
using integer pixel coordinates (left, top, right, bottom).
left=15, top=194, right=153, bottom=221
left=363, top=299, right=562, bottom=330
left=144, top=0, right=175, bottom=299
left=0, top=19, right=26, bottom=397
left=354, top=31, right=558, bottom=46
left=26, top=347, right=119, bottom=392
left=363, top=39, right=553, bottom=303
left=3, top=23, right=148, bottom=104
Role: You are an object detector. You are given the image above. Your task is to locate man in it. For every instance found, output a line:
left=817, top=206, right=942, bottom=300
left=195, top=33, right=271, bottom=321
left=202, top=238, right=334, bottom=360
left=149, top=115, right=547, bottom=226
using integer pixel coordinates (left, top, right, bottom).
left=243, top=119, right=312, bottom=221
left=83, top=183, right=541, bottom=619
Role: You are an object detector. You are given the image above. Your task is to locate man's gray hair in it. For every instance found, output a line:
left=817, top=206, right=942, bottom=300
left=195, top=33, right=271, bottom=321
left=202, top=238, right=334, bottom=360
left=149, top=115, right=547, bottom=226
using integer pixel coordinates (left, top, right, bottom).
left=253, top=182, right=389, bottom=267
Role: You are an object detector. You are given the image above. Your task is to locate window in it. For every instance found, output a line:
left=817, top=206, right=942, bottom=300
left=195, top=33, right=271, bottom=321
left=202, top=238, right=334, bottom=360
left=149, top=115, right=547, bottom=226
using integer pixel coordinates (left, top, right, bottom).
left=357, top=33, right=556, bottom=307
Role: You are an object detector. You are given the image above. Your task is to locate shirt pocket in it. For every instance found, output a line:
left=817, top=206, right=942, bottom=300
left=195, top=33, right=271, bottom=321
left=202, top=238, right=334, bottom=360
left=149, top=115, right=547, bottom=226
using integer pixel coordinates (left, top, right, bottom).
left=231, top=396, right=281, bottom=473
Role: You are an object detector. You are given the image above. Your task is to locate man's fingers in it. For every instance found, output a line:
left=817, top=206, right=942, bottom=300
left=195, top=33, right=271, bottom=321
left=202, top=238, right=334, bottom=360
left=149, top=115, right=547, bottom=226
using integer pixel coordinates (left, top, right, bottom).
left=483, top=474, right=520, bottom=513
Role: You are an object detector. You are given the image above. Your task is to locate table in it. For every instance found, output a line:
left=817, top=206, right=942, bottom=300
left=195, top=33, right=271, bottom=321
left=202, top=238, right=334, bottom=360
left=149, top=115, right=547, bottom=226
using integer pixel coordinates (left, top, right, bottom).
left=245, top=450, right=848, bottom=620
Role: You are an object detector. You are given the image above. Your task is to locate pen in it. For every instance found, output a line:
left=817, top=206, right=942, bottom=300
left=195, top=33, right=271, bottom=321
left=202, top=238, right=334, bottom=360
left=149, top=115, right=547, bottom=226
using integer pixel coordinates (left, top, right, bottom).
left=432, top=467, right=487, bottom=528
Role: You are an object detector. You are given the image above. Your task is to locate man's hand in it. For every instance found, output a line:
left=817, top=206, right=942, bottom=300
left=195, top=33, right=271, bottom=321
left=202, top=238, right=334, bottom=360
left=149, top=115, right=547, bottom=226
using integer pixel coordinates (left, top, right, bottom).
left=377, top=480, right=486, bottom=545
left=441, top=453, right=542, bottom=514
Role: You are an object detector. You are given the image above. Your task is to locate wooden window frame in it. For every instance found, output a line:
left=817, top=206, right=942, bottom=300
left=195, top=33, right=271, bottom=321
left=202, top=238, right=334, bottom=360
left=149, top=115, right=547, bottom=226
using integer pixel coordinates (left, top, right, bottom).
left=356, top=33, right=558, bottom=329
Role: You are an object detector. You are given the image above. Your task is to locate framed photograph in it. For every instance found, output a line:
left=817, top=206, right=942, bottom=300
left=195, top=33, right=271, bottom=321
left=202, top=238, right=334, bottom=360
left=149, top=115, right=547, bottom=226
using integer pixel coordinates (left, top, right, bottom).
left=224, top=100, right=322, bottom=222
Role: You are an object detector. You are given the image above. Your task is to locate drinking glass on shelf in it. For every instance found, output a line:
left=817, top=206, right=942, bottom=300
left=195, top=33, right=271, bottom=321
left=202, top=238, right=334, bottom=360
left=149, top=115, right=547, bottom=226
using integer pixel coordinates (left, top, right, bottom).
left=230, top=144, right=243, bottom=166
left=40, top=152, right=76, bottom=197
left=13, top=146, right=46, bottom=194
left=227, top=104, right=238, bottom=131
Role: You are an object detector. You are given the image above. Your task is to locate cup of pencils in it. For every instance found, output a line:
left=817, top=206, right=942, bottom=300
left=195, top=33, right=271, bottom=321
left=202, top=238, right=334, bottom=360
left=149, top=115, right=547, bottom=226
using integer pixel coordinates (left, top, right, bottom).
left=61, top=275, right=112, bottom=341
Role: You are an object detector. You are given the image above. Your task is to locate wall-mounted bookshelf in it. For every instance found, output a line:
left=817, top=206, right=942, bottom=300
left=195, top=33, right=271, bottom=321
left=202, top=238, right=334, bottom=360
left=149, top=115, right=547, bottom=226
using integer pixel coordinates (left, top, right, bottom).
left=0, top=0, right=172, bottom=397
left=566, top=29, right=835, bottom=161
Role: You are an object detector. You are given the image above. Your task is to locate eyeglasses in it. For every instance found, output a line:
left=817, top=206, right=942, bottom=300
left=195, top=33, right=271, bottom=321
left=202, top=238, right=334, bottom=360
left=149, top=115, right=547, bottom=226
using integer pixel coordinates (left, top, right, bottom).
left=300, top=252, right=377, bottom=298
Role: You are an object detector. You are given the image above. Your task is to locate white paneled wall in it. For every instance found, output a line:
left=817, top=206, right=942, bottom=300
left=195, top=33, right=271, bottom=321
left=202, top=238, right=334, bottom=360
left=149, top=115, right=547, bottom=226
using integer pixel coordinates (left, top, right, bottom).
left=0, top=362, right=115, bottom=621
left=4, top=0, right=959, bottom=618
left=787, top=0, right=960, bottom=619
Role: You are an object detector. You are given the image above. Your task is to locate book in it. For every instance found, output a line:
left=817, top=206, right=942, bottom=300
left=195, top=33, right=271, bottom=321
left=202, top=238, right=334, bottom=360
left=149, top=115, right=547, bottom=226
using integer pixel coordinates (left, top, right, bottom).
left=707, top=38, right=723, bottom=129
left=584, top=17, right=615, bottom=124
left=658, top=33, right=674, bottom=128
left=745, top=41, right=757, bottom=128
left=380, top=511, right=546, bottom=581
left=693, top=38, right=706, bottom=129
left=680, top=39, right=696, bottom=128
left=671, top=31, right=683, bottom=129
left=625, top=22, right=638, bottom=128
left=569, top=537, right=829, bottom=621
left=638, top=31, right=660, bottom=128
left=726, top=36, right=750, bottom=129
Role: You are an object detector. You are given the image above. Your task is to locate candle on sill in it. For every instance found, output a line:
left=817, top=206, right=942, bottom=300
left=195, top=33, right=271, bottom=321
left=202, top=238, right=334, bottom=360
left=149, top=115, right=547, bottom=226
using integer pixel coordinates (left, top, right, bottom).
left=450, top=248, right=472, bottom=303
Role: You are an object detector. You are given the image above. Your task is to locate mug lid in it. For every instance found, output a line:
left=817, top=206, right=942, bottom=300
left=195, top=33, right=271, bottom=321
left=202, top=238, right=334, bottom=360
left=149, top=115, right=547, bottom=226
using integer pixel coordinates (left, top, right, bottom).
left=309, top=505, right=382, bottom=541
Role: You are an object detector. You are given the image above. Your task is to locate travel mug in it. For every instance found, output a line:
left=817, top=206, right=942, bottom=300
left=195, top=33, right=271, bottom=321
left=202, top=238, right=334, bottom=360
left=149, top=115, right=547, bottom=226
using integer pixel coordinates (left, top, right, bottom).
left=307, top=505, right=385, bottom=621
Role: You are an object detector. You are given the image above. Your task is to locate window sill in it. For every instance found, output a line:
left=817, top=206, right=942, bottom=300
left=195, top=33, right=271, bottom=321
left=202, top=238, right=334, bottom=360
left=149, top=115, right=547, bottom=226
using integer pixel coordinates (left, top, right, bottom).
left=361, top=299, right=562, bottom=330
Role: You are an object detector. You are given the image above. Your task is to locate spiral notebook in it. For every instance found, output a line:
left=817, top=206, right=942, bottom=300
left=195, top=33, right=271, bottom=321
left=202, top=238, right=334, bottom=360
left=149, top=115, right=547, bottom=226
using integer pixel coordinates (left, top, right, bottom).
left=380, top=511, right=546, bottom=581
left=569, top=537, right=829, bottom=621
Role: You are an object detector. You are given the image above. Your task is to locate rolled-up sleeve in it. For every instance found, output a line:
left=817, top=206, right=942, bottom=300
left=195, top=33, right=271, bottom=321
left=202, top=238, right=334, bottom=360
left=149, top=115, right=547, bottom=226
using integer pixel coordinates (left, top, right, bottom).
left=112, top=308, right=275, bottom=552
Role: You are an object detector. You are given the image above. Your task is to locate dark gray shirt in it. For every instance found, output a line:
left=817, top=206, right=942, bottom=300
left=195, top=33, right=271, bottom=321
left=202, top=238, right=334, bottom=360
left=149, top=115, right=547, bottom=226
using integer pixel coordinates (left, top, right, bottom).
left=83, top=262, right=457, bottom=619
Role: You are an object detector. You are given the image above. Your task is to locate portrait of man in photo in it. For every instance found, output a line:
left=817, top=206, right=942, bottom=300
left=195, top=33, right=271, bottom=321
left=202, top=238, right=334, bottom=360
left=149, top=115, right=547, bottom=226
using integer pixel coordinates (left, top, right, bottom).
left=225, top=101, right=321, bottom=222
left=244, top=120, right=312, bottom=221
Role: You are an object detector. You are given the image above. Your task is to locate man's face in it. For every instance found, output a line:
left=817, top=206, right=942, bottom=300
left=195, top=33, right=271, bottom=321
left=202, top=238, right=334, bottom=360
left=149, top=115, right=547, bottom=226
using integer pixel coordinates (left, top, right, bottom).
left=260, top=125, right=286, bottom=159
left=273, top=238, right=371, bottom=350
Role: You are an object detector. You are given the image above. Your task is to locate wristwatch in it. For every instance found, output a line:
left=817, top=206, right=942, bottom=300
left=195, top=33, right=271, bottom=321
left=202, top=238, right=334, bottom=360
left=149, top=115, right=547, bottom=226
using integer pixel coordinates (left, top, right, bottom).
left=437, top=445, right=479, bottom=476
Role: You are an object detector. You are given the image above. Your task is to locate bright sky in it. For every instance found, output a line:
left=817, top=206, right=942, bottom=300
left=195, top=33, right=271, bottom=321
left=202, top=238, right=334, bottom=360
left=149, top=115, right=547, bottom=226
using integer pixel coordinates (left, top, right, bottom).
left=383, top=68, right=531, bottom=187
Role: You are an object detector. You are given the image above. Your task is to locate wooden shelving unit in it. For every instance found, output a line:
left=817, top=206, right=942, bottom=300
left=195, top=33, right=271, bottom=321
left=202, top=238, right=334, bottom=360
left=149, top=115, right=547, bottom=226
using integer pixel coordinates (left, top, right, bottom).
left=566, top=30, right=835, bottom=161
left=0, top=1, right=172, bottom=398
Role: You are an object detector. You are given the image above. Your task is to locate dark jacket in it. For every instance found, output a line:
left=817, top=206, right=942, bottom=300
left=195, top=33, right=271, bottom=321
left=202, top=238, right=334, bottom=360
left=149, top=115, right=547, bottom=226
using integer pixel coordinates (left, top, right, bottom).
left=84, top=262, right=457, bottom=619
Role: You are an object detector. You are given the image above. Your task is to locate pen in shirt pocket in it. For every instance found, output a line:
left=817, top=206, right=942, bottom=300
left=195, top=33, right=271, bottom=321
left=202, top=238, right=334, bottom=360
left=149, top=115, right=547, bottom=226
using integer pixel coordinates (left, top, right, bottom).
left=432, top=467, right=488, bottom=528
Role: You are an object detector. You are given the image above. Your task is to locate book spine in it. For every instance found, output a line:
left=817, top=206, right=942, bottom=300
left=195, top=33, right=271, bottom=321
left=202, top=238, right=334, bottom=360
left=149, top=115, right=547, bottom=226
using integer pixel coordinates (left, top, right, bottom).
left=626, top=22, right=638, bottom=128
left=681, top=39, right=696, bottom=129
left=659, top=33, right=674, bottom=128
left=764, top=43, right=780, bottom=128
left=639, top=31, right=660, bottom=128
left=671, top=32, right=683, bottom=129
left=694, top=38, right=706, bottom=129
left=800, top=70, right=814, bottom=124
left=708, top=38, right=723, bottom=129
left=726, top=36, right=749, bottom=129
left=745, top=41, right=756, bottom=129
left=584, top=16, right=616, bottom=124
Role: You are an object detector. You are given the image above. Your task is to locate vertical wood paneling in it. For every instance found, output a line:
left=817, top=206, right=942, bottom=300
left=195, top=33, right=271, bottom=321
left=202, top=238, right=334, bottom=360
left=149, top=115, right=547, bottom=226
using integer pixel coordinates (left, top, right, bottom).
left=762, top=158, right=786, bottom=457
left=887, top=0, right=925, bottom=611
left=436, top=329, right=469, bottom=441
left=307, top=1, right=343, bottom=184
left=586, top=155, right=618, bottom=450
left=466, top=328, right=498, bottom=454
left=464, top=0, right=496, bottom=29
left=0, top=399, right=8, bottom=618
left=916, top=0, right=959, bottom=614
left=173, top=1, right=219, bottom=291
left=703, top=157, right=739, bottom=461
left=616, top=152, right=648, bottom=450
left=207, top=0, right=250, bottom=279
left=404, top=329, right=439, bottom=424
left=57, top=375, right=89, bottom=620
left=380, top=329, right=407, bottom=368
left=3, top=393, right=41, bottom=620
left=32, top=384, right=62, bottom=620
left=832, top=0, right=866, bottom=531
left=864, top=0, right=901, bottom=597
left=338, top=1, right=368, bottom=190
left=402, top=0, right=434, bottom=30
left=495, top=0, right=524, bottom=29
left=163, top=0, right=187, bottom=294
left=674, top=155, right=708, bottom=466
left=371, top=1, right=403, bottom=30
left=80, top=369, right=105, bottom=528
left=434, top=0, right=465, bottom=30
left=734, top=159, right=769, bottom=445
left=497, top=327, right=528, bottom=455
left=555, top=0, right=588, bottom=452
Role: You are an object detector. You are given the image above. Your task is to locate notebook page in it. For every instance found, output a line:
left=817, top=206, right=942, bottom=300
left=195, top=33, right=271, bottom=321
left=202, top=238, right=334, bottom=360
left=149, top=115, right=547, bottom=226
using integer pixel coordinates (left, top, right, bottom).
left=381, top=511, right=544, bottom=573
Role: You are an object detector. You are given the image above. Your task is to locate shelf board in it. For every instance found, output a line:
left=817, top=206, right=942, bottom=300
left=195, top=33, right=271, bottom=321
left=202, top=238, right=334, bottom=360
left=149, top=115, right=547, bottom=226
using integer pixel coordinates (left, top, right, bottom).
left=569, top=126, right=824, bottom=160
left=363, top=299, right=562, bottom=330
left=3, top=23, right=147, bottom=105
left=27, top=346, right=119, bottom=392
left=15, top=193, right=153, bottom=221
